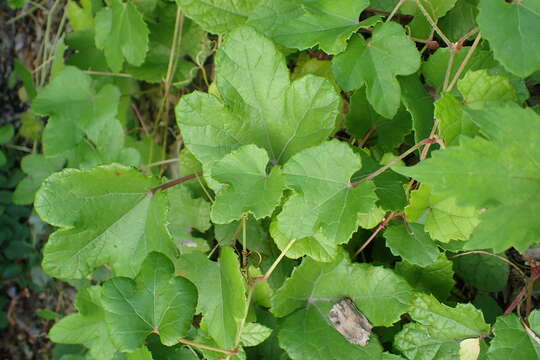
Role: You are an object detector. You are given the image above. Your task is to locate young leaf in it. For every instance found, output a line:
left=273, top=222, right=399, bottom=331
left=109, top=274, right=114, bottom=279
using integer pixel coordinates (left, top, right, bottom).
left=102, top=252, right=197, bottom=351
left=240, top=323, right=272, bottom=347
left=13, top=154, right=64, bottom=205
left=435, top=93, right=477, bottom=146
left=487, top=314, right=540, bottom=359
left=405, top=184, right=480, bottom=243
left=210, top=144, right=284, bottom=224
left=271, top=250, right=414, bottom=326
left=249, top=0, right=369, bottom=54
left=332, top=23, right=420, bottom=118
left=176, top=26, right=340, bottom=172
left=35, top=165, right=174, bottom=279
left=396, top=105, right=540, bottom=252
left=175, top=249, right=246, bottom=349
left=477, top=0, right=540, bottom=77
left=276, top=140, right=377, bottom=247
left=457, top=70, right=517, bottom=108
left=384, top=223, right=440, bottom=267
left=49, top=286, right=117, bottom=359
left=94, top=0, right=149, bottom=72
left=176, top=0, right=261, bottom=34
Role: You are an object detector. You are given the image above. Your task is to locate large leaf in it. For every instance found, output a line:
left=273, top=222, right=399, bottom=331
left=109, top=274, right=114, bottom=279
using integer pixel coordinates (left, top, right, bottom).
left=49, top=286, right=117, bottom=359
left=395, top=105, right=540, bottom=252
left=276, top=140, right=377, bottom=248
left=249, top=0, right=369, bottom=54
left=332, top=22, right=420, bottom=118
left=102, top=252, right=197, bottom=351
left=177, top=0, right=261, bottom=34
left=176, top=26, right=340, bottom=172
left=210, top=144, right=284, bottom=223
left=94, top=0, right=149, bottom=72
left=272, top=250, right=413, bottom=359
left=35, top=165, right=174, bottom=279
left=487, top=314, right=540, bottom=359
left=175, top=248, right=246, bottom=349
left=477, top=0, right=540, bottom=77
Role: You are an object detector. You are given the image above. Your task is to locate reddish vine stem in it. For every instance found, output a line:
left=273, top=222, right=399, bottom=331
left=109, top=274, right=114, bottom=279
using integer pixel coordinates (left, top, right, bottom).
left=354, top=211, right=403, bottom=258
left=504, top=267, right=540, bottom=316
left=177, top=338, right=238, bottom=355
left=358, top=126, right=377, bottom=148
left=149, top=172, right=202, bottom=194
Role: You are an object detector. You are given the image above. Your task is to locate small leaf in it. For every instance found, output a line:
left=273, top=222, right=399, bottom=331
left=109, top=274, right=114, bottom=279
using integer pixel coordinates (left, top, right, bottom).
left=395, top=322, right=460, bottom=360
left=13, top=154, right=64, bottom=205
left=0, top=124, right=14, bottom=145
left=452, top=252, right=509, bottom=292
left=240, top=323, right=272, bottom=347
left=459, top=338, right=480, bottom=360
left=457, top=70, right=517, bottom=108
left=384, top=223, right=440, bottom=267
left=95, top=0, right=149, bottom=72
left=435, top=93, right=477, bottom=146
left=102, top=252, right=197, bottom=351
left=210, top=144, right=284, bottom=223
left=332, top=23, right=420, bottom=118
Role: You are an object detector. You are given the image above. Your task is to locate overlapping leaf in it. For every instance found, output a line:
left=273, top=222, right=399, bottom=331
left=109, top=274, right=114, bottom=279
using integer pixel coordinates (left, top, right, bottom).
left=175, top=248, right=246, bottom=349
left=94, top=0, right=149, bottom=72
left=276, top=140, right=377, bottom=250
left=486, top=314, right=540, bottom=359
left=49, top=286, right=117, bottom=359
left=102, top=252, right=197, bottom=351
left=210, top=144, right=284, bottom=224
left=35, top=165, right=174, bottom=279
left=396, top=105, right=540, bottom=252
left=272, top=250, right=414, bottom=359
left=332, top=22, right=420, bottom=118
left=176, top=25, right=340, bottom=175
left=477, top=0, right=540, bottom=77
left=249, top=0, right=369, bottom=54
left=384, top=223, right=440, bottom=267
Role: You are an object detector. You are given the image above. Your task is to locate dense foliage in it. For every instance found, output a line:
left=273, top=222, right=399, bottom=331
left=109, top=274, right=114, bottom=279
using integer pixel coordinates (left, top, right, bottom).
left=6, top=0, right=540, bottom=359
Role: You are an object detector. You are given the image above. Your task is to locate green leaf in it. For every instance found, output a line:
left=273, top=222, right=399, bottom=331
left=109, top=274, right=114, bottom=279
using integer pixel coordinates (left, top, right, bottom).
left=249, top=0, right=369, bottom=54
left=395, top=105, right=540, bottom=252
left=0, top=124, right=14, bottom=145
left=332, top=23, right=420, bottom=118
left=435, top=93, right=477, bottom=146
left=167, top=185, right=211, bottom=254
left=409, top=294, right=490, bottom=339
left=452, top=252, right=509, bottom=292
left=477, top=0, right=540, bottom=77
left=346, top=89, right=412, bottom=153
left=457, top=70, right=517, bottom=108
left=395, top=254, right=455, bottom=300
left=13, top=154, right=64, bottom=205
left=177, top=0, right=261, bottom=34
left=400, top=0, right=458, bottom=39
left=66, top=0, right=94, bottom=31
left=405, top=184, right=480, bottom=243
left=399, top=74, right=434, bottom=143
left=439, top=0, right=478, bottom=42
left=32, top=67, right=138, bottom=166
left=487, top=314, right=540, bottom=359
left=240, top=323, right=272, bottom=347
left=102, top=252, right=197, bottom=352
left=395, top=322, right=460, bottom=360
left=176, top=26, right=340, bottom=173
left=49, top=286, right=117, bottom=359
left=278, top=304, right=384, bottom=360
left=210, top=144, right=284, bottom=223
left=530, top=310, right=540, bottom=335
left=175, top=248, right=246, bottom=349
left=384, top=223, right=440, bottom=267
left=272, top=250, right=414, bottom=327
left=276, top=140, right=377, bottom=248
left=35, top=165, right=174, bottom=279
left=95, top=0, right=150, bottom=72
left=127, top=346, right=153, bottom=360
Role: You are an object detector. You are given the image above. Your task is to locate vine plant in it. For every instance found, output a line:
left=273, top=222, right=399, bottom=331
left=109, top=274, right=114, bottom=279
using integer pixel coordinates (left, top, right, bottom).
left=11, top=0, right=540, bottom=359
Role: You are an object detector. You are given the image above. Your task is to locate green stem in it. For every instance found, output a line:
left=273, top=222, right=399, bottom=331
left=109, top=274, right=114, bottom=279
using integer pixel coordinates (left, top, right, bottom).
left=415, top=0, right=452, bottom=48
left=177, top=339, right=238, bottom=355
